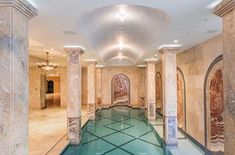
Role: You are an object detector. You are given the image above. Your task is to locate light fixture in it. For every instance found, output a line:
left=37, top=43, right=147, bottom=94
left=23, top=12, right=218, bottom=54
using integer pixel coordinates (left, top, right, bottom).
left=158, top=44, right=182, bottom=49
left=173, top=40, right=179, bottom=43
left=37, top=51, right=58, bottom=71
left=207, top=0, right=222, bottom=9
left=118, top=11, right=127, bottom=22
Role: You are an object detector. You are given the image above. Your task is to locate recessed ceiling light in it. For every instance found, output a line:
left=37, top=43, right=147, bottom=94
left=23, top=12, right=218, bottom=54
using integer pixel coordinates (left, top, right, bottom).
left=118, top=11, right=127, bottom=22
left=173, top=40, right=179, bottom=43
left=207, top=0, right=222, bottom=9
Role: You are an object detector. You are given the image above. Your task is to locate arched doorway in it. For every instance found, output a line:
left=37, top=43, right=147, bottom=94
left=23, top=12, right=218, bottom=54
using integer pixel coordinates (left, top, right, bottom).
left=111, top=74, right=130, bottom=105
left=177, top=67, right=186, bottom=130
left=156, top=72, right=163, bottom=114
left=204, top=55, right=224, bottom=152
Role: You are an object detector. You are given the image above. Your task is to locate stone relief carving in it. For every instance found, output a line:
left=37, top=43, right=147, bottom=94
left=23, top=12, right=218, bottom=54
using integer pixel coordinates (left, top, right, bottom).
left=68, top=117, right=81, bottom=144
left=112, top=74, right=130, bottom=105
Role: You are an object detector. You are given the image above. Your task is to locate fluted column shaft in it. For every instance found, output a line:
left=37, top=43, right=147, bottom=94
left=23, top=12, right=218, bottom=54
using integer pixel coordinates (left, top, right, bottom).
left=214, top=1, right=235, bottom=154
left=87, top=61, right=97, bottom=120
left=65, top=47, right=84, bottom=145
left=146, top=61, right=156, bottom=120
left=160, top=47, right=179, bottom=146
left=0, top=1, right=37, bottom=154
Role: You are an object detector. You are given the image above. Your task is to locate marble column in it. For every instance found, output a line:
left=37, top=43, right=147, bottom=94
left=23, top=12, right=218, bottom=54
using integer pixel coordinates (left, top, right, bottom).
left=214, top=1, right=235, bottom=154
left=146, top=61, right=156, bottom=120
left=87, top=60, right=97, bottom=120
left=96, top=66, right=103, bottom=109
left=0, top=1, right=37, bottom=154
left=64, top=47, right=84, bottom=145
left=160, top=47, right=179, bottom=146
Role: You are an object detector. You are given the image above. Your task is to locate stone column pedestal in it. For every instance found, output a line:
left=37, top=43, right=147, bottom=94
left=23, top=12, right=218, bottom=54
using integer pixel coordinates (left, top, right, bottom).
left=146, top=61, right=156, bottom=120
left=87, top=60, right=97, bottom=120
left=214, top=1, right=235, bottom=154
left=160, top=47, right=179, bottom=146
left=0, top=1, right=37, bottom=154
left=64, top=47, right=84, bottom=145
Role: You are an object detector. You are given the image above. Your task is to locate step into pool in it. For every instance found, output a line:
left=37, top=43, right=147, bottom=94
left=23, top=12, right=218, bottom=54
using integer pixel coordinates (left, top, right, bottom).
left=62, top=106, right=165, bottom=155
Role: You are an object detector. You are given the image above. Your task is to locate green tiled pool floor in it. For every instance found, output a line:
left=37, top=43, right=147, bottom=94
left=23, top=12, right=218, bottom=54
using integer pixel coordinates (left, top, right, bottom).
left=62, top=107, right=163, bottom=155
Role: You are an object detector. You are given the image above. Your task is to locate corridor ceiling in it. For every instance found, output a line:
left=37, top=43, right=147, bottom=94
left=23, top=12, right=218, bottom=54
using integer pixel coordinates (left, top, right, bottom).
left=28, top=0, right=222, bottom=67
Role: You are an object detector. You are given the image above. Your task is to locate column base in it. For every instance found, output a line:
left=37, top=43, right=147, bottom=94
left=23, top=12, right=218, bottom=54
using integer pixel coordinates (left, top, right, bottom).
left=88, top=103, right=96, bottom=120
left=164, top=116, right=178, bottom=146
left=147, top=102, right=156, bottom=120
left=67, top=117, right=81, bottom=145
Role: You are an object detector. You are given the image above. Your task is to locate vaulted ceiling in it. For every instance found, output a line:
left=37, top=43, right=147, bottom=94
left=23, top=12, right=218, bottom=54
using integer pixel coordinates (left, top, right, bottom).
left=28, top=0, right=222, bottom=67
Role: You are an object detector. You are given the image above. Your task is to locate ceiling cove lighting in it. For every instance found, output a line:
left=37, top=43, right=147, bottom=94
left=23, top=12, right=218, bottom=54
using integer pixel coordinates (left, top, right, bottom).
left=158, top=44, right=182, bottom=49
left=207, top=0, right=222, bottom=9
left=63, top=45, right=85, bottom=50
left=37, top=51, right=58, bottom=71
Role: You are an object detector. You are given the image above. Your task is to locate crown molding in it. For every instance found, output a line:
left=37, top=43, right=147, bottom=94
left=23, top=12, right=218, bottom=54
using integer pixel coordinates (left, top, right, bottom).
left=0, top=0, right=38, bottom=19
left=214, top=0, right=235, bottom=17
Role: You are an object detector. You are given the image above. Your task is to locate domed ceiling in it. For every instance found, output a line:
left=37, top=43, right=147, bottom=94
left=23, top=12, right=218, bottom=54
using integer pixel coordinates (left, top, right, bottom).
left=28, top=0, right=222, bottom=67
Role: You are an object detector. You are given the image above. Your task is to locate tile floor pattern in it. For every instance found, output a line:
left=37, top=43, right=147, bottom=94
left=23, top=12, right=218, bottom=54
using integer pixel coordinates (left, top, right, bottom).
left=62, top=107, right=164, bottom=155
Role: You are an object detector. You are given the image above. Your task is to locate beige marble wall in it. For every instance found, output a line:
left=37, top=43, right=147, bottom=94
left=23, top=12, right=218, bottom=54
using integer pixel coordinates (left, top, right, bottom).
left=177, top=35, right=223, bottom=145
left=101, top=66, right=144, bottom=107
left=29, top=66, right=68, bottom=109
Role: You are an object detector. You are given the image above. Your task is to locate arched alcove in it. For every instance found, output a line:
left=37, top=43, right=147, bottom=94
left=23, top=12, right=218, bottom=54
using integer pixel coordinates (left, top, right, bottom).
left=204, top=55, right=224, bottom=152
left=111, top=74, right=130, bottom=105
left=156, top=72, right=163, bottom=114
left=177, top=67, right=186, bottom=130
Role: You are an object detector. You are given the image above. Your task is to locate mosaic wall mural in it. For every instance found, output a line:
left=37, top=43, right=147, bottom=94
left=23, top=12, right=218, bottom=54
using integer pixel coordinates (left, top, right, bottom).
left=112, top=74, right=130, bottom=105
left=177, top=69, right=185, bottom=129
left=205, top=57, right=224, bottom=152
left=156, top=72, right=163, bottom=113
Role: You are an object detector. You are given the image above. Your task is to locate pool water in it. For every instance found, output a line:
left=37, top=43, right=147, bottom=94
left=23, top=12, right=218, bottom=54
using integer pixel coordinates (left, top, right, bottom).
left=62, top=106, right=165, bottom=155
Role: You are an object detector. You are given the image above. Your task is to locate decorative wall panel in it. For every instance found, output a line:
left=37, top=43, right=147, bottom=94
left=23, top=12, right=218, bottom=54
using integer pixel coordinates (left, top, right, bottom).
left=112, top=74, right=130, bottom=105
left=205, top=57, right=224, bottom=152
left=156, top=72, right=163, bottom=113
left=177, top=69, right=185, bottom=129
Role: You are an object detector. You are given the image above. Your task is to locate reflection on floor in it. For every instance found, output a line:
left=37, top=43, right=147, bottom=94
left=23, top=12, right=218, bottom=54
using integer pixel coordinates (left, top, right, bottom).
left=29, top=105, right=88, bottom=155
left=45, top=93, right=61, bottom=107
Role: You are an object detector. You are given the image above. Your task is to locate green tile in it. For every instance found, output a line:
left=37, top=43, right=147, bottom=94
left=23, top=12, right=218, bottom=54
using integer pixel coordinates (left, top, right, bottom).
left=81, top=132, right=98, bottom=144
left=103, top=132, right=134, bottom=146
left=121, top=139, right=163, bottom=155
left=105, top=122, right=132, bottom=131
left=140, top=131, right=161, bottom=146
left=105, top=148, right=131, bottom=155
left=122, top=125, right=152, bottom=138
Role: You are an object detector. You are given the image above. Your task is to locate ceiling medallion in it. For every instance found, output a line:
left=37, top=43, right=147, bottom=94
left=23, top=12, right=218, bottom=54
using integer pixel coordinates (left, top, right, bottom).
left=37, top=51, right=58, bottom=71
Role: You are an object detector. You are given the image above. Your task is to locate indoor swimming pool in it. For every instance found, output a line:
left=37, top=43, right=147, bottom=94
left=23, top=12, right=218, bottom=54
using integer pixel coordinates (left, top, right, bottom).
left=62, top=106, right=165, bottom=155
left=62, top=106, right=205, bottom=155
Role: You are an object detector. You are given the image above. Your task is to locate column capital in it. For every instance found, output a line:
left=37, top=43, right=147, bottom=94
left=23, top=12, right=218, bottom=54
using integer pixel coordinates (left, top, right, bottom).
left=214, top=0, right=235, bottom=17
left=0, top=0, right=38, bottom=19
left=86, top=59, right=97, bottom=65
left=64, top=47, right=84, bottom=63
left=159, top=47, right=180, bottom=54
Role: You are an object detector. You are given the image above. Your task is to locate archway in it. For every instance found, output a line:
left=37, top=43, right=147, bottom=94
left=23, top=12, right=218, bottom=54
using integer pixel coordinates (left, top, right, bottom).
left=156, top=72, right=163, bottom=114
left=204, top=55, right=224, bottom=152
left=111, top=74, right=130, bottom=105
left=177, top=67, right=186, bottom=130
left=47, top=80, right=54, bottom=93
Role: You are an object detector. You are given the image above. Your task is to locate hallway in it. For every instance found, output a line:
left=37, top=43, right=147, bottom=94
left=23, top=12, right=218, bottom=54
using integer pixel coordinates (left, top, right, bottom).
left=1, top=0, right=235, bottom=155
